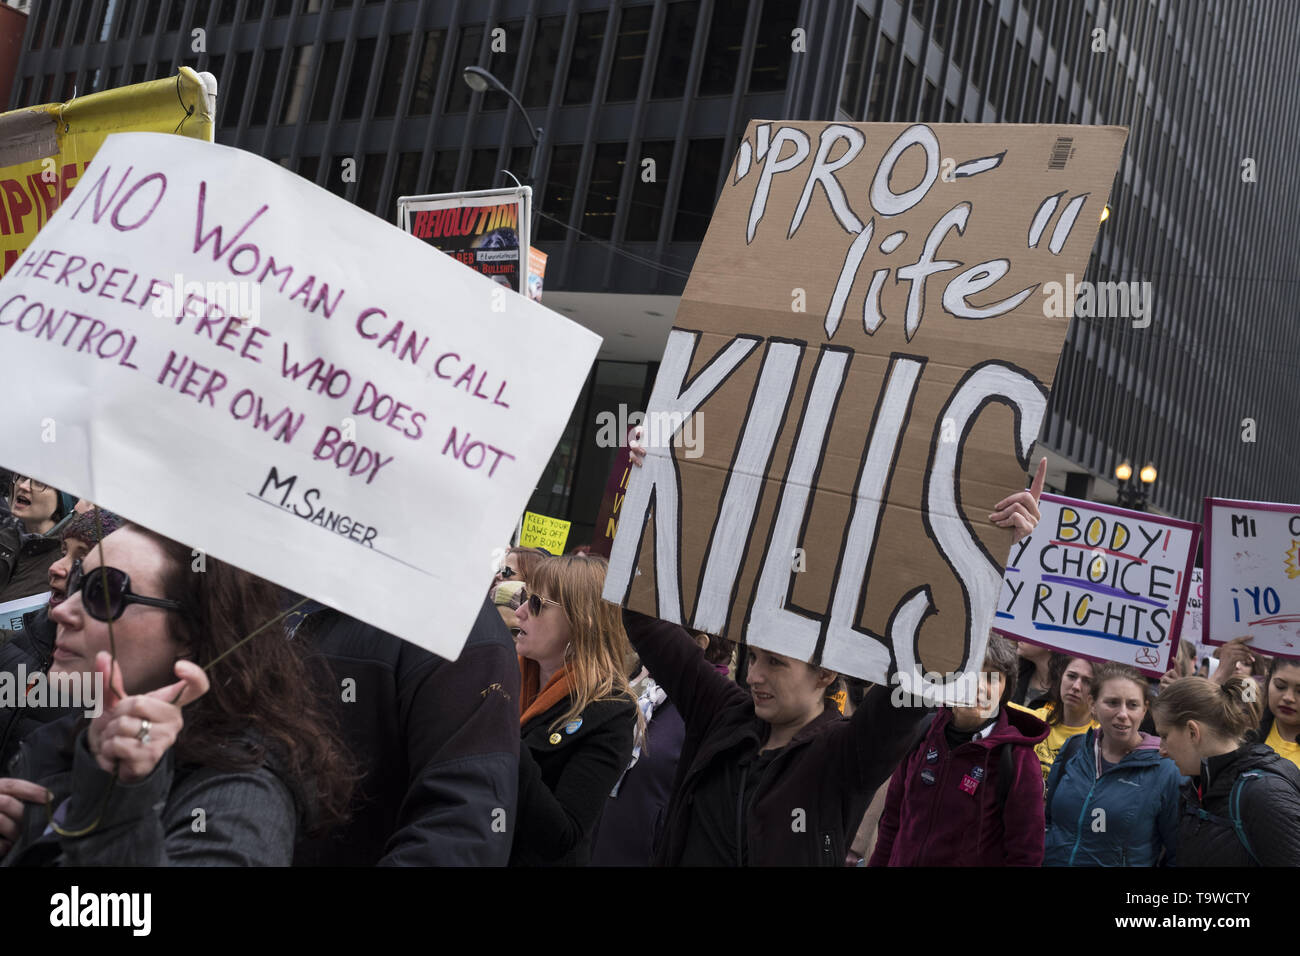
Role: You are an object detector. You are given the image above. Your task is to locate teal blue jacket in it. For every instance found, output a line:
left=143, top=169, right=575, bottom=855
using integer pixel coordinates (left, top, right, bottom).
left=1044, top=728, right=1182, bottom=866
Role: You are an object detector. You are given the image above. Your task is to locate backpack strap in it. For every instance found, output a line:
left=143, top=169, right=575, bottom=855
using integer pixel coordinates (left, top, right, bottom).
left=1227, top=770, right=1274, bottom=865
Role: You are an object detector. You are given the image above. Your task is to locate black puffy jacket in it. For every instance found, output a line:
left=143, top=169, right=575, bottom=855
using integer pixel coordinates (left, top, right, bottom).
left=0, top=607, right=76, bottom=770
left=1175, top=743, right=1300, bottom=866
left=292, top=598, right=520, bottom=866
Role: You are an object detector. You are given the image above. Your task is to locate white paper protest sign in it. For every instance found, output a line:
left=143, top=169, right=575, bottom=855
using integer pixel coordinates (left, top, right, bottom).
left=994, top=494, right=1200, bottom=678
left=1180, top=566, right=1203, bottom=647
left=0, top=592, right=51, bottom=630
left=0, top=132, right=600, bottom=660
left=1203, top=498, right=1300, bottom=659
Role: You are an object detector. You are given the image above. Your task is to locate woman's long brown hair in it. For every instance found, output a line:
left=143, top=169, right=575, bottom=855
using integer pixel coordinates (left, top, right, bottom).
left=529, top=554, right=643, bottom=738
left=130, top=525, right=356, bottom=833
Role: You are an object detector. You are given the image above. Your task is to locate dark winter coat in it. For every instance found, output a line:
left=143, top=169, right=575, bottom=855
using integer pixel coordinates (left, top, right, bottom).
left=293, top=597, right=520, bottom=866
left=3, top=713, right=301, bottom=866
left=0, top=607, right=74, bottom=770
left=1174, top=742, right=1300, bottom=867
left=1044, top=728, right=1182, bottom=866
left=590, top=694, right=687, bottom=866
left=0, top=514, right=60, bottom=605
left=624, top=609, right=929, bottom=866
left=870, top=704, right=1048, bottom=866
left=511, top=692, right=636, bottom=866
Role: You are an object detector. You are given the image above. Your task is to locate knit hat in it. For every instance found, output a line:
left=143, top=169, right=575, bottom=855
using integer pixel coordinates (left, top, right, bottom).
left=59, top=507, right=125, bottom=547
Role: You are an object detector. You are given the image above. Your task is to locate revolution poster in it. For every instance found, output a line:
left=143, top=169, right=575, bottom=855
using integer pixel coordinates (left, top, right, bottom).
left=399, top=187, right=531, bottom=295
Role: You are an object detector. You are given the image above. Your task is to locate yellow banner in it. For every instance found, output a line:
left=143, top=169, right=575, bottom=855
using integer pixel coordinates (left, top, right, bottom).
left=0, top=67, right=214, bottom=278
left=519, top=511, right=572, bottom=555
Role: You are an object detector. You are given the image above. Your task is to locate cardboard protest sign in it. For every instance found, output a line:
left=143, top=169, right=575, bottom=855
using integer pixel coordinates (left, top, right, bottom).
left=0, top=133, right=600, bottom=661
left=605, top=121, right=1126, bottom=698
left=519, top=511, right=571, bottom=555
left=993, top=495, right=1200, bottom=678
left=0, top=592, right=50, bottom=630
left=591, top=443, right=634, bottom=558
left=0, top=68, right=214, bottom=279
left=1203, top=498, right=1300, bottom=659
left=399, top=188, right=532, bottom=295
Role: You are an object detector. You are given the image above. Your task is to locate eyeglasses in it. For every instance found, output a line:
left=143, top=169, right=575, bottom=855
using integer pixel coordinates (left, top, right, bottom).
left=497, top=565, right=517, bottom=580
left=9, top=474, right=49, bottom=494
left=67, top=558, right=184, bottom=623
left=518, top=590, right=562, bottom=617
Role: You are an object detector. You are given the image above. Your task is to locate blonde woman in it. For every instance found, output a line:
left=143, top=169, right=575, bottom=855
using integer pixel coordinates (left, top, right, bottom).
left=510, top=555, right=640, bottom=866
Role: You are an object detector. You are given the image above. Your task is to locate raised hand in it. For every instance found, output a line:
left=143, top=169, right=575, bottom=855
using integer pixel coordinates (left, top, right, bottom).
left=87, top=652, right=210, bottom=783
left=990, top=456, right=1047, bottom=544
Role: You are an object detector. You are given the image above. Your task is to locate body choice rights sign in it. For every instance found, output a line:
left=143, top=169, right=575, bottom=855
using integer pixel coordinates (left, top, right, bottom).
left=994, top=494, right=1200, bottom=678
left=0, top=133, right=601, bottom=660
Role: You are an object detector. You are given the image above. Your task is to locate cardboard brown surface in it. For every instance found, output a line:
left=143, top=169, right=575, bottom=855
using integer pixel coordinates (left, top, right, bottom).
left=603, top=122, right=1127, bottom=698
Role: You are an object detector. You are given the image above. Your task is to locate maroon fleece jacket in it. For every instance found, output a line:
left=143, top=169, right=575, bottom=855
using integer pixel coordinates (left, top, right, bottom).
left=869, top=704, right=1048, bottom=866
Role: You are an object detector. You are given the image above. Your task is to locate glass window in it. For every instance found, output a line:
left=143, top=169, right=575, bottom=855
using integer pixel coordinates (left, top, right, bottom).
left=115, top=0, right=136, bottom=38
left=672, top=138, right=723, bottom=241
left=279, top=46, right=313, bottom=125
left=249, top=48, right=283, bottom=126
left=444, top=25, right=484, bottom=114
left=52, top=2, right=71, bottom=45
left=219, top=0, right=237, bottom=23
left=522, top=16, right=564, bottom=109
left=17, top=75, right=32, bottom=107
left=353, top=153, right=382, bottom=214
left=651, top=1, right=698, bottom=99
left=389, top=151, right=421, bottom=211
left=898, top=57, right=916, bottom=115
left=298, top=154, right=320, bottom=183
left=921, top=80, right=940, bottom=121
left=989, top=21, right=1010, bottom=105
left=309, top=41, right=344, bottom=122
left=605, top=5, right=651, bottom=102
left=467, top=147, right=500, bottom=191
left=867, top=33, right=895, bottom=120
left=300, top=0, right=323, bottom=13
left=40, top=74, right=55, bottom=103
left=538, top=145, right=582, bottom=241
left=374, top=33, right=412, bottom=118
left=97, top=0, right=117, bottom=41
left=408, top=30, right=444, bottom=116
left=933, top=0, right=952, bottom=51
left=470, top=20, right=520, bottom=112
left=563, top=12, right=606, bottom=106
left=748, top=0, right=798, bottom=92
left=342, top=37, right=377, bottom=120
left=246, top=0, right=265, bottom=19
left=699, top=0, right=746, bottom=95
left=274, top=0, right=293, bottom=15
left=165, top=0, right=185, bottom=33
left=61, top=72, right=77, bottom=101
left=222, top=51, right=253, bottom=126
left=205, top=54, right=225, bottom=91
left=140, top=0, right=162, bottom=31
left=839, top=7, right=869, bottom=116
left=30, top=2, right=50, bottom=49
left=73, top=0, right=95, bottom=43
left=107, top=65, right=122, bottom=90
left=325, top=156, right=349, bottom=198
left=581, top=143, right=624, bottom=240
left=129, top=63, right=146, bottom=85
left=429, top=150, right=455, bottom=194
left=972, top=4, right=994, bottom=91
left=623, top=139, right=672, bottom=241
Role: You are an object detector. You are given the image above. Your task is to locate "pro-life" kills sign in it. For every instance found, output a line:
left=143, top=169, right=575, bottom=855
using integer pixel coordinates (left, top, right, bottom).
left=604, top=121, right=1126, bottom=697
left=994, top=495, right=1199, bottom=678
left=1203, top=498, right=1300, bottom=659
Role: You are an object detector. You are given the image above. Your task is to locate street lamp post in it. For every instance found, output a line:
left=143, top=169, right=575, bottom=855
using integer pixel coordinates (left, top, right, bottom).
left=1115, top=459, right=1157, bottom=511
left=462, top=66, right=546, bottom=190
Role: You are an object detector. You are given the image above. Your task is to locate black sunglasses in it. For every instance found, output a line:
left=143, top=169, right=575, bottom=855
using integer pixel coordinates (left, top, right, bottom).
left=67, top=558, right=184, bottom=623
left=497, top=565, right=517, bottom=580
left=518, top=590, right=562, bottom=616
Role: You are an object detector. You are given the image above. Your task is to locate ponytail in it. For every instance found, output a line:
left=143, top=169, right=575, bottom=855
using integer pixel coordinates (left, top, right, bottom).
left=1151, top=676, right=1260, bottom=741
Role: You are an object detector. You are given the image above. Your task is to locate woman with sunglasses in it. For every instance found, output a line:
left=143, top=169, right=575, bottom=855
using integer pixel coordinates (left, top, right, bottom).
left=1, top=473, right=73, bottom=605
left=0, top=523, right=354, bottom=865
left=492, top=546, right=548, bottom=588
left=510, top=554, right=640, bottom=865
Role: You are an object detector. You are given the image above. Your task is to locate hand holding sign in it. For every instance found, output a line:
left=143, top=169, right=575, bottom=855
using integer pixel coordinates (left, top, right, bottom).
left=990, top=456, right=1047, bottom=543
left=1210, top=636, right=1255, bottom=686
left=87, top=651, right=209, bottom=783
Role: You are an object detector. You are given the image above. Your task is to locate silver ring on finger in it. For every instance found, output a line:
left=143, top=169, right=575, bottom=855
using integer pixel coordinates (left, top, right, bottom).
left=136, top=718, right=152, bottom=745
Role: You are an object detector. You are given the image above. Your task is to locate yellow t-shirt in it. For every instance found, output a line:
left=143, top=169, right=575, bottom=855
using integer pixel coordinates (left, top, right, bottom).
left=1266, top=724, right=1300, bottom=770
left=1010, top=703, right=1099, bottom=783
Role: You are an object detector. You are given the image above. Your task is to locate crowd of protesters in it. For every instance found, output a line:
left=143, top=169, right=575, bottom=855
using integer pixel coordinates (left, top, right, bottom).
left=0, top=458, right=1297, bottom=867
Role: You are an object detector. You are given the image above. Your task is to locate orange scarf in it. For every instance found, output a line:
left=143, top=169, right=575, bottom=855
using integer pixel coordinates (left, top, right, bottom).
left=518, top=656, right=573, bottom=728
